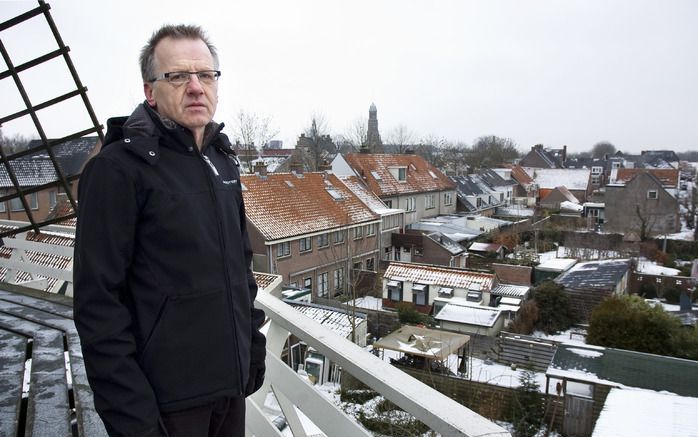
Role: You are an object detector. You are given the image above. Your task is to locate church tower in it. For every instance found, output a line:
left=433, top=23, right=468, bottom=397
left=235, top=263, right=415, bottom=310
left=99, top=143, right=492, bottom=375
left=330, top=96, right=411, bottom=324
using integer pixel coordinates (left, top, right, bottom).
left=364, top=102, right=383, bottom=153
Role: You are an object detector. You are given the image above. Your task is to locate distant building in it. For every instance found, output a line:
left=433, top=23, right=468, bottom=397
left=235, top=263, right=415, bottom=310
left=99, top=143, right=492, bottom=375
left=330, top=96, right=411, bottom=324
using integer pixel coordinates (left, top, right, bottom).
left=364, top=103, right=383, bottom=153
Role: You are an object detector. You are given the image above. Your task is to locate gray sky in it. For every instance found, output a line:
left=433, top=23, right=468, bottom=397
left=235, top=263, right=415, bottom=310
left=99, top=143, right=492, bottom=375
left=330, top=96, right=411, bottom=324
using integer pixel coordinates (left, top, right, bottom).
left=1, top=0, right=697, bottom=154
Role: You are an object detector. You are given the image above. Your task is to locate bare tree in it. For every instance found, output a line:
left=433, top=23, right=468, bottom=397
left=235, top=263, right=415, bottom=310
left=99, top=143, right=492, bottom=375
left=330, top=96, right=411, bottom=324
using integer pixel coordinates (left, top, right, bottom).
left=386, top=124, right=416, bottom=154
left=591, top=141, right=616, bottom=159
left=342, top=117, right=368, bottom=150
left=0, top=129, right=34, bottom=155
left=232, top=110, right=279, bottom=173
left=435, top=142, right=468, bottom=176
left=468, top=135, right=520, bottom=170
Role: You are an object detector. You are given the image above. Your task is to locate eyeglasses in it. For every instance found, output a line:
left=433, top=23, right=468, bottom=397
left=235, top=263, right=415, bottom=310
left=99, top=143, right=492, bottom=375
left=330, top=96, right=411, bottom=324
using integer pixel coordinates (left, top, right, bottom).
left=150, top=70, right=221, bottom=85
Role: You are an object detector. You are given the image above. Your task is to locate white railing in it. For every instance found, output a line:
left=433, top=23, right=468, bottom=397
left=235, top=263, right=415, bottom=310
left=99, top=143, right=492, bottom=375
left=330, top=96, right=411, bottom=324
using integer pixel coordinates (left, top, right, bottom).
left=247, top=291, right=511, bottom=437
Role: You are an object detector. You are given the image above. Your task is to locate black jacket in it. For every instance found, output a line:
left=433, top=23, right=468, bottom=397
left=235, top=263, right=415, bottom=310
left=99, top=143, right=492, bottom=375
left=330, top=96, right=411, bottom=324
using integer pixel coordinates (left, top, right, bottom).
left=74, top=103, right=266, bottom=437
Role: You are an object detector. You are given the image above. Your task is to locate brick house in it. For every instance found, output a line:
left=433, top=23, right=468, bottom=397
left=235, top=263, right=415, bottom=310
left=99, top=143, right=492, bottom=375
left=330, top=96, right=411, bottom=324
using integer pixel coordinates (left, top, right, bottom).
left=604, top=171, right=680, bottom=238
left=529, top=168, right=592, bottom=204
left=242, top=172, right=381, bottom=300
left=331, top=152, right=457, bottom=226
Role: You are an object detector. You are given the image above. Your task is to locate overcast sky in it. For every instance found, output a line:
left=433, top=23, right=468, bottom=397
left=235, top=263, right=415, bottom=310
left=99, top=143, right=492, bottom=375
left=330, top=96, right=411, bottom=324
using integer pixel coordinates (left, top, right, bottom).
left=1, top=0, right=697, bottom=154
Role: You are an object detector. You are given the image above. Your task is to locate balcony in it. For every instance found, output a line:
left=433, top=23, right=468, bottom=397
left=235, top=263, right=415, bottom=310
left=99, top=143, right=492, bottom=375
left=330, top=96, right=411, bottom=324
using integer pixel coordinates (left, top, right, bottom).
left=0, top=234, right=510, bottom=436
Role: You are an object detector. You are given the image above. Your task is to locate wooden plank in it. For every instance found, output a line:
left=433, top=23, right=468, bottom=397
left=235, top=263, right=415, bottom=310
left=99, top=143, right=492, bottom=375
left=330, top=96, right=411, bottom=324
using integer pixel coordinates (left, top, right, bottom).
left=0, top=329, right=27, bottom=437
left=65, top=332, right=108, bottom=436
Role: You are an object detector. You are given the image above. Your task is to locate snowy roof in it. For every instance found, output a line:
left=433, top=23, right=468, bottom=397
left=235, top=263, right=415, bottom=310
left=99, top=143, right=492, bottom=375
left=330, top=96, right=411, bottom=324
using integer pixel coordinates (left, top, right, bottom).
left=288, top=302, right=366, bottom=340
left=426, top=232, right=465, bottom=255
left=536, top=258, right=577, bottom=272
left=343, top=153, right=455, bottom=197
left=560, top=201, right=583, bottom=212
left=490, top=284, right=530, bottom=298
left=373, top=324, right=469, bottom=360
left=592, top=388, right=698, bottom=437
left=242, top=172, right=379, bottom=240
left=477, top=168, right=517, bottom=187
left=0, top=158, right=59, bottom=188
left=434, top=303, right=503, bottom=327
left=346, top=296, right=384, bottom=311
left=384, top=262, right=495, bottom=291
left=494, top=206, right=535, bottom=217
left=547, top=344, right=698, bottom=397
left=468, top=242, right=502, bottom=253
left=338, top=175, right=403, bottom=216
left=530, top=168, right=591, bottom=190
left=635, top=259, right=681, bottom=276
left=555, top=259, right=631, bottom=289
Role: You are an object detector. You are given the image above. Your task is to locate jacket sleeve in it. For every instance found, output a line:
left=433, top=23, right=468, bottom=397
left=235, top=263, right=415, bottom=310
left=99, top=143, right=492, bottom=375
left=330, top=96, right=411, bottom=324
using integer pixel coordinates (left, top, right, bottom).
left=74, top=156, right=162, bottom=437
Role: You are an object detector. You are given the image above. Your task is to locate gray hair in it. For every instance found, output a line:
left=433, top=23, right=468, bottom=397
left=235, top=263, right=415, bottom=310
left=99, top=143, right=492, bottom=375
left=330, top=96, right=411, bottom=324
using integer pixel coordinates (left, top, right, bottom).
left=139, top=24, right=219, bottom=82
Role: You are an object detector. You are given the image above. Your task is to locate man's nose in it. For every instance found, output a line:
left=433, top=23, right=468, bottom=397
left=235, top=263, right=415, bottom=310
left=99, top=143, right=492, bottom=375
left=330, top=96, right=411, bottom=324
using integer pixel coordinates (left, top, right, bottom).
left=186, top=75, right=205, bottom=94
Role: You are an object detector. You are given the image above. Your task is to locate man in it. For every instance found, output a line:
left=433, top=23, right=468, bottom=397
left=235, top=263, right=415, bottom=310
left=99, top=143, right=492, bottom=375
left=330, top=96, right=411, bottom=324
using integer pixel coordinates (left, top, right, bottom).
left=74, top=25, right=266, bottom=437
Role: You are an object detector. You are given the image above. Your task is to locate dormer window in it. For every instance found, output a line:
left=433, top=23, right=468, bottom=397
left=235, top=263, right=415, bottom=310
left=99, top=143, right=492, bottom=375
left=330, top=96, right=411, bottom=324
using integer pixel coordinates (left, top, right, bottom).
left=389, top=166, right=408, bottom=182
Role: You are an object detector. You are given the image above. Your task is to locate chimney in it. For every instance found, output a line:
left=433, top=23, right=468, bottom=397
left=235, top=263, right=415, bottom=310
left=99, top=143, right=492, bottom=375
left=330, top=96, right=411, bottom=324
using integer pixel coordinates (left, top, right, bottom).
left=562, top=145, right=567, bottom=162
left=254, top=162, right=268, bottom=176
left=290, top=161, right=304, bottom=174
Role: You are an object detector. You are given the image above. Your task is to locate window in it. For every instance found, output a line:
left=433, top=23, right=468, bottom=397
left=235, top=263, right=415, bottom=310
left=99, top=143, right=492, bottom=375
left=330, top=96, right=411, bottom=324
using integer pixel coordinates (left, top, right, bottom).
left=414, top=247, right=424, bottom=257
left=317, top=272, right=328, bottom=297
left=591, top=166, right=603, bottom=175
left=49, top=190, right=57, bottom=207
left=334, top=230, right=345, bottom=244
left=384, top=200, right=393, bottom=208
left=612, top=161, right=621, bottom=169
left=425, top=194, right=435, bottom=209
left=591, top=175, right=600, bottom=185
left=384, top=247, right=392, bottom=260
left=387, top=280, right=402, bottom=301
left=444, top=192, right=453, bottom=206
left=317, top=233, right=329, bottom=248
left=676, top=280, right=682, bottom=285
left=647, top=190, right=658, bottom=199
left=366, top=257, right=375, bottom=271
left=304, top=277, right=312, bottom=290
left=656, top=277, right=662, bottom=284
left=353, top=226, right=363, bottom=239
left=412, top=284, right=428, bottom=306
left=334, top=268, right=345, bottom=293
left=300, top=237, right=312, bottom=252
left=405, top=197, right=416, bottom=212
left=366, top=223, right=376, bottom=236
left=276, top=241, right=290, bottom=257
left=0, top=201, right=5, bottom=213
left=10, top=193, right=38, bottom=211
left=476, top=198, right=482, bottom=208
left=398, top=167, right=406, bottom=181
left=500, top=193, right=504, bottom=202
left=353, top=261, right=362, bottom=270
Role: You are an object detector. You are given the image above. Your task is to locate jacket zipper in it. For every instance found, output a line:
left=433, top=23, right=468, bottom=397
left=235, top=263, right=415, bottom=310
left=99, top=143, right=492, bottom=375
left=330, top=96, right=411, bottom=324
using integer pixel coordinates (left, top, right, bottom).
left=196, top=143, right=244, bottom=393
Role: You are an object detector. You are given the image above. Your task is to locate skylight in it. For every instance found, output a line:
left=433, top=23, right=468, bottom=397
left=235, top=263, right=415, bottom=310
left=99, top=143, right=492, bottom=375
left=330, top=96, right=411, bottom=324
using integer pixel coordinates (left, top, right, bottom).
left=285, top=180, right=295, bottom=188
left=327, top=188, right=345, bottom=201
left=371, top=171, right=382, bottom=181
left=428, top=170, right=438, bottom=179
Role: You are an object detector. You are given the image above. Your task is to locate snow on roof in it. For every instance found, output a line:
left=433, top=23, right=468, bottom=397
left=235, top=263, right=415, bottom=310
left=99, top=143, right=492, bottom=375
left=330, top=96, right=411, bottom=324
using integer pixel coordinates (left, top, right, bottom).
left=338, top=175, right=402, bottom=216
left=426, top=232, right=465, bottom=255
left=536, top=258, right=577, bottom=272
left=384, top=262, right=495, bottom=290
left=555, top=259, right=631, bottom=289
left=343, top=153, right=455, bottom=197
left=468, top=242, right=502, bottom=252
left=635, top=259, right=681, bottom=276
left=592, top=388, right=698, bottom=437
left=346, top=296, right=384, bottom=311
left=491, top=284, right=530, bottom=298
left=373, top=324, right=469, bottom=360
left=434, top=303, right=503, bottom=327
left=289, top=302, right=365, bottom=340
left=560, top=201, right=583, bottom=212
left=531, top=168, right=591, bottom=190
left=242, top=172, right=379, bottom=240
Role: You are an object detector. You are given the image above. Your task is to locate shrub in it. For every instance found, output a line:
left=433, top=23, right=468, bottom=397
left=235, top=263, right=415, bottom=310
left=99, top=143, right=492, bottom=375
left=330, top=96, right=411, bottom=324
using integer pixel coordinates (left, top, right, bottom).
left=395, top=302, right=426, bottom=325
left=661, top=287, right=682, bottom=304
left=532, top=281, right=576, bottom=334
left=639, top=282, right=657, bottom=299
left=508, top=300, right=539, bottom=335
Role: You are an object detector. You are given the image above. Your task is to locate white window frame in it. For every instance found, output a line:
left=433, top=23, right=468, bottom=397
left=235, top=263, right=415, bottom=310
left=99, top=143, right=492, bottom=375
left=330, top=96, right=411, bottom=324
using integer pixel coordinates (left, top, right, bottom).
left=444, top=192, right=453, bottom=206
left=334, top=230, right=345, bottom=244
left=353, top=226, right=363, bottom=239
left=425, top=194, right=435, bottom=209
left=300, top=237, right=312, bottom=253
left=317, top=233, right=329, bottom=248
left=318, top=272, right=328, bottom=297
left=366, top=223, right=376, bottom=236
left=277, top=241, right=291, bottom=258
left=334, top=267, right=345, bottom=293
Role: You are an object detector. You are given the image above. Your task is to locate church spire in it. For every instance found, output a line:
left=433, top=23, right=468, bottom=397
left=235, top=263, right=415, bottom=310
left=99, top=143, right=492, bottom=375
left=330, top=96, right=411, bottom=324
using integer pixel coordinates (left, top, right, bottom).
left=365, top=102, right=383, bottom=153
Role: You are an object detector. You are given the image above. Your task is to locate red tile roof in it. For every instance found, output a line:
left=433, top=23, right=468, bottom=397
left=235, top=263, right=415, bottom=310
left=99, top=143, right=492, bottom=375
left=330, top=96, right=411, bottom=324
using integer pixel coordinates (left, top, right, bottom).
left=343, top=153, right=455, bottom=197
left=615, top=168, right=679, bottom=187
left=509, top=165, right=534, bottom=185
left=242, top=172, right=379, bottom=240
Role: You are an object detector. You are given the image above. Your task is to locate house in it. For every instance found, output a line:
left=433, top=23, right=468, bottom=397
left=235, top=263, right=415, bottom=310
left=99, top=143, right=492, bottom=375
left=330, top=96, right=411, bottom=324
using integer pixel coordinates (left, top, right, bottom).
left=241, top=172, right=381, bottom=300
left=546, top=343, right=698, bottom=437
left=608, top=167, right=680, bottom=196
left=554, top=259, right=631, bottom=321
left=382, top=261, right=496, bottom=314
left=630, top=258, right=694, bottom=298
left=564, top=157, right=607, bottom=188
left=332, top=152, right=457, bottom=226
left=534, top=258, right=577, bottom=284
left=390, top=229, right=468, bottom=268
left=409, top=214, right=513, bottom=244
left=529, top=168, right=592, bottom=203
left=451, top=174, right=500, bottom=216
left=338, top=175, right=405, bottom=264
left=582, top=202, right=605, bottom=228
left=604, top=171, right=680, bottom=238
left=519, top=144, right=566, bottom=169
left=507, top=165, right=538, bottom=207
left=539, top=186, right=580, bottom=210
left=0, top=137, right=98, bottom=221
left=477, top=168, right=516, bottom=206
left=433, top=303, right=506, bottom=337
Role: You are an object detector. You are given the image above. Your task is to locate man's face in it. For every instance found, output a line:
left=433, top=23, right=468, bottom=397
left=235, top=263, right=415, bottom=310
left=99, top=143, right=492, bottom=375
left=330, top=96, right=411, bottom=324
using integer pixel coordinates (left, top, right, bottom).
left=144, top=37, right=218, bottom=138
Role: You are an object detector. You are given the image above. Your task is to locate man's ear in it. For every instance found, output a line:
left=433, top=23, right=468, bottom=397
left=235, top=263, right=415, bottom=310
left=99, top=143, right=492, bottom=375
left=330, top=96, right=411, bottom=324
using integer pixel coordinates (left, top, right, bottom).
left=144, top=82, right=157, bottom=107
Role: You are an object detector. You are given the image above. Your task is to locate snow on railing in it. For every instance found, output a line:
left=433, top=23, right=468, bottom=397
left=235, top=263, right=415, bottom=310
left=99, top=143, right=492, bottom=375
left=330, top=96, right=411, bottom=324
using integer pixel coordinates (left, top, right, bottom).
left=248, top=290, right=512, bottom=437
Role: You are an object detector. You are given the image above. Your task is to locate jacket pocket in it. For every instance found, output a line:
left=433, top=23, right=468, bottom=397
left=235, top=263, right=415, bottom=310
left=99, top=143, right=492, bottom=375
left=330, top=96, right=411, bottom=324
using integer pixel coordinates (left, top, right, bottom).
left=139, top=288, right=239, bottom=404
